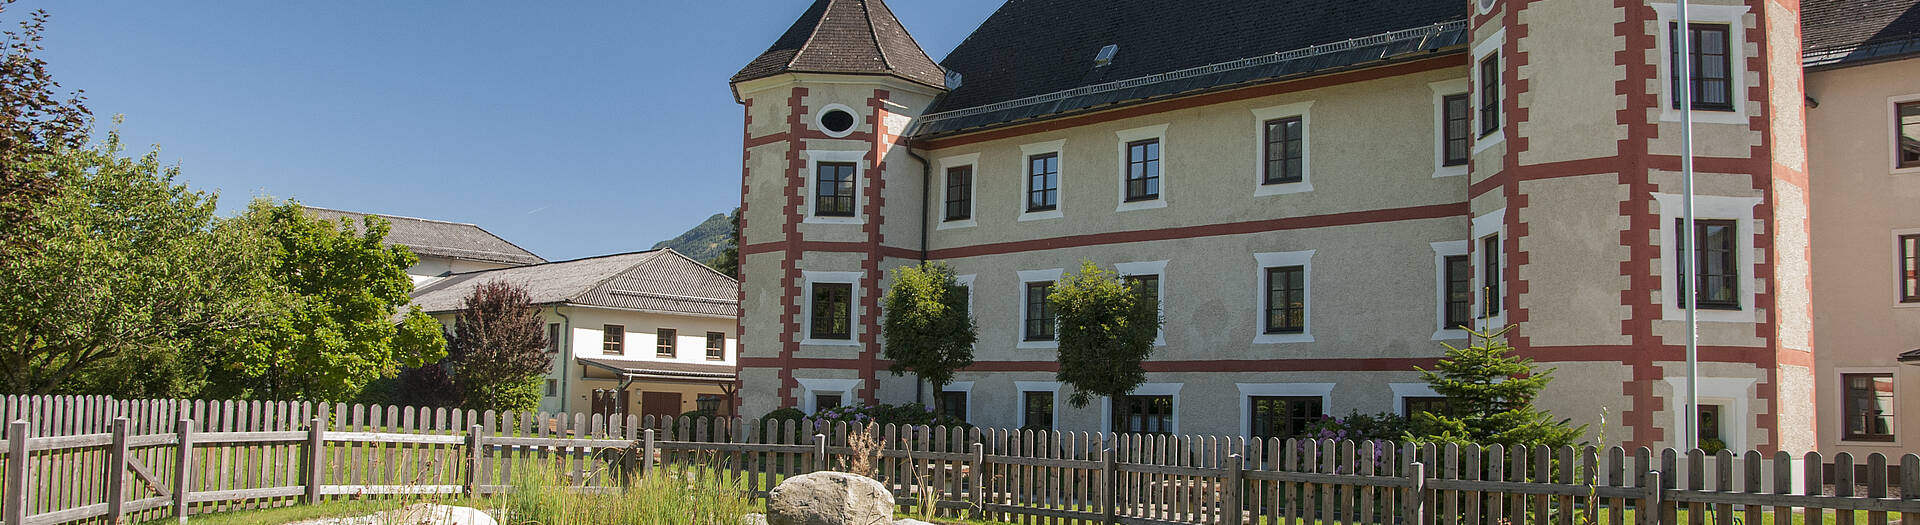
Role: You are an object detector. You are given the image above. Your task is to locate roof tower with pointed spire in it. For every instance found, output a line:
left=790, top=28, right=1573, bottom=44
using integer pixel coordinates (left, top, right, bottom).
left=730, top=0, right=946, bottom=91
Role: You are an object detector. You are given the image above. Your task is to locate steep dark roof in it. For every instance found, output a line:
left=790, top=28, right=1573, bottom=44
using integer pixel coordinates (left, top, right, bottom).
left=302, top=206, right=544, bottom=266
left=409, top=249, right=738, bottom=317
left=731, top=0, right=946, bottom=91
left=915, top=0, right=1468, bottom=137
left=1803, top=0, right=1920, bottom=68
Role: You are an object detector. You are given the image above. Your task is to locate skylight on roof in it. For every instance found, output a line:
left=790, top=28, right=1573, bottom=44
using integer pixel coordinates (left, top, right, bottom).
left=945, top=70, right=964, bottom=90
left=1094, top=44, right=1118, bottom=67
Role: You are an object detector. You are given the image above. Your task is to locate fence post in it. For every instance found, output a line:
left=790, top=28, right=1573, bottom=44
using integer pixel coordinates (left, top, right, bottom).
left=465, top=424, right=483, bottom=496
left=640, top=429, right=655, bottom=479
left=1405, top=462, right=1427, bottom=525
left=969, top=442, right=986, bottom=520
left=173, top=418, right=193, bottom=524
left=1224, top=453, right=1244, bottom=525
left=304, top=417, right=323, bottom=504
left=5, top=420, right=29, bottom=525
left=812, top=433, right=827, bottom=473
left=106, top=417, right=130, bottom=522
left=1643, top=470, right=1664, bottom=525
left=1103, top=445, right=1118, bottom=524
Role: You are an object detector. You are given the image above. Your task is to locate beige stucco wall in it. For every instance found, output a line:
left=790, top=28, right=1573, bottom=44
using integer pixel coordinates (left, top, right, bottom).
left=1806, top=57, right=1920, bottom=458
left=1517, top=174, right=1635, bottom=347
left=1515, top=0, right=1627, bottom=166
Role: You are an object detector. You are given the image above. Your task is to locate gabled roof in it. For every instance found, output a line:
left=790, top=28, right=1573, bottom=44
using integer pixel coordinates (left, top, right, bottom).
left=730, top=0, right=946, bottom=91
left=1803, top=0, right=1920, bottom=68
left=408, top=249, right=738, bottom=318
left=302, top=206, right=544, bottom=266
left=914, top=0, right=1468, bottom=137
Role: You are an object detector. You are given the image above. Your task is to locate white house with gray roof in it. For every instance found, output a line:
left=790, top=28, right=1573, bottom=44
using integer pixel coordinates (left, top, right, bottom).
left=409, top=249, right=740, bottom=419
left=302, top=206, right=546, bottom=286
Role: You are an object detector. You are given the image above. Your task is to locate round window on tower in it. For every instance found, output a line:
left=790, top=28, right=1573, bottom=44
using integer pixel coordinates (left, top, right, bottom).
left=816, top=104, right=857, bottom=138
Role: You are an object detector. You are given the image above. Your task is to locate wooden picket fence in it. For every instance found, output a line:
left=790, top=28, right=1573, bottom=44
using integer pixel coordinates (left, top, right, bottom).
left=1, top=395, right=1917, bottom=525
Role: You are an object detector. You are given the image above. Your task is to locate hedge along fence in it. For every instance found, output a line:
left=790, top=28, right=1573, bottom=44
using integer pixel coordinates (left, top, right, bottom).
left=0, top=396, right=1917, bottom=525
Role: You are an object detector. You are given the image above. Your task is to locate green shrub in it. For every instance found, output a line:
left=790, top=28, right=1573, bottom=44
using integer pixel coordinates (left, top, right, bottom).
left=809, top=402, right=967, bottom=428
left=759, top=407, right=807, bottom=428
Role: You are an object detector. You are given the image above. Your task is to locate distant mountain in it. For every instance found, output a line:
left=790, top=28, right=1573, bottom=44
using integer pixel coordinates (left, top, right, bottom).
left=652, top=210, right=734, bottom=263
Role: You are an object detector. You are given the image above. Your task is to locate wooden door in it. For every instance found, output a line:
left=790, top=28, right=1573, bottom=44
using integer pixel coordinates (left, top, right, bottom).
left=641, top=391, right=682, bottom=423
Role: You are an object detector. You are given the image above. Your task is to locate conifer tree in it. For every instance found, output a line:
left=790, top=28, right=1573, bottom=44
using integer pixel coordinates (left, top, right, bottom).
left=1411, top=325, right=1585, bottom=448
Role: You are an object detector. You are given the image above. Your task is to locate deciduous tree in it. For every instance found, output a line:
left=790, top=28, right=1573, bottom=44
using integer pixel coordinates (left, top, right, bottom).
left=1049, top=260, right=1162, bottom=433
left=706, top=208, right=739, bottom=278
left=446, top=280, right=552, bottom=412
left=1, top=0, right=90, bottom=243
left=0, top=130, right=281, bottom=395
left=880, top=262, right=977, bottom=416
left=208, top=201, right=446, bottom=401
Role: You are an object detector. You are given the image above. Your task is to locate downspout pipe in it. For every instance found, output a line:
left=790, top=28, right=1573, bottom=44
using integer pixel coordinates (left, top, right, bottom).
left=554, top=305, right=573, bottom=413
left=906, top=147, right=932, bottom=406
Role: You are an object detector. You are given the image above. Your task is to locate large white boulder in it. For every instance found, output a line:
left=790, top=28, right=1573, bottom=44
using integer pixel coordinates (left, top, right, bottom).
left=766, top=471, right=896, bottom=525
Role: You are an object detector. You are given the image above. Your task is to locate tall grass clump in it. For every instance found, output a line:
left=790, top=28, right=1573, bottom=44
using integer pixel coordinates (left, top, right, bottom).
left=503, top=456, right=755, bottom=525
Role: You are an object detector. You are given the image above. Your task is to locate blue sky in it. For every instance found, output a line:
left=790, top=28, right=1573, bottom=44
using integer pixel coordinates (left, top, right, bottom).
left=25, top=1, right=1000, bottom=261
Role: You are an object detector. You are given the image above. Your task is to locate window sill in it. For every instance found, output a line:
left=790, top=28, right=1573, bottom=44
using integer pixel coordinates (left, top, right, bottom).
left=804, top=215, right=865, bottom=225
left=1892, top=165, right=1920, bottom=176
left=1431, top=328, right=1469, bottom=341
left=1253, top=181, right=1313, bottom=197
left=1433, top=164, right=1468, bottom=178
left=1116, top=198, right=1166, bottom=212
left=936, top=218, right=977, bottom=230
left=1254, top=332, right=1314, bottom=344
left=1018, top=209, right=1063, bottom=222
left=1016, top=339, right=1059, bottom=350
left=1472, top=130, right=1505, bottom=155
left=1657, top=107, right=1749, bottom=125
left=800, top=338, right=860, bottom=347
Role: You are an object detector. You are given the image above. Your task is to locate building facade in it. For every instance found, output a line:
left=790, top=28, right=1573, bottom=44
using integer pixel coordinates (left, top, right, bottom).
left=731, top=0, right=1918, bottom=455
left=410, top=249, right=741, bottom=420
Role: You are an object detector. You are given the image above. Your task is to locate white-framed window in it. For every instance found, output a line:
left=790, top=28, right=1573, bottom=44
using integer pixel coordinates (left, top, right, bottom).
left=1891, top=94, right=1920, bottom=174
left=1014, top=380, right=1062, bottom=430
left=1115, top=124, right=1169, bottom=211
left=1430, top=240, right=1471, bottom=340
left=1016, top=268, right=1064, bottom=349
left=1100, top=382, right=1183, bottom=435
left=1251, top=101, right=1314, bottom=196
left=938, top=381, right=973, bottom=423
left=803, top=149, right=869, bottom=224
left=801, top=271, right=863, bottom=346
left=1019, top=139, right=1066, bottom=221
left=938, top=152, right=980, bottom=229
left=814, top=103, right=861, bottom=138
left=1652, top=3, right=1750, bottom=125
left=954, top=273, right=977, bottom=314
left=1472, top=29, right=1506, bottom=155
left=544, top=379, right=558, bottom=397
left=1652, top=193, right=1760, bottom=322
left=1253, top=250, right=1315, bottom=344
left=1661, top=375, right=1757, bottom=451
left=1114, top=260, right=1169, bottom=346
left=1236, top=382, right=1334, bottom=439
left=1428, top=78, right=1471, bottom=178
left=797, top=378, right=862, bottom=413
left=1472, top=209, right=1507, bottom=328
left=1388, top=383, right=1443, bottom=416
left=1893, top=229, right=1920, bottom=307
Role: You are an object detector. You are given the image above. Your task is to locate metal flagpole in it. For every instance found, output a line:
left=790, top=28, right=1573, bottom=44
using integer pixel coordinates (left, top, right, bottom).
left=1677, top=0, right=1701, bottom=451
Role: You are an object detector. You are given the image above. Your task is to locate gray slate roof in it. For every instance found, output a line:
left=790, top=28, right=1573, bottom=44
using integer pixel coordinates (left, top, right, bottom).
left=912, top=0, right=1467, bottom=137
left=302, top=206, right=544, bottom=266
left=731, top=0, right=946, bottom=91
left=1901, top=348, right=1920, bottom=364
left=409, top=249, right=738, bottom=318
left=1803, top=0, right=1920, bottom=68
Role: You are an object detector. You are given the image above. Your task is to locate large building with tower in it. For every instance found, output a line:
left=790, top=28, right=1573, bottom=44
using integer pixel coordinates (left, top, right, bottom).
left=728, top=0, right=1919, bottom=457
